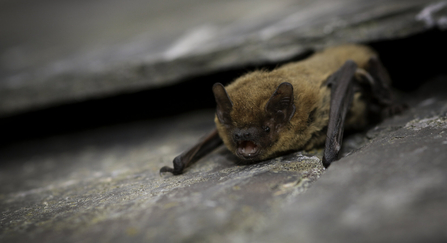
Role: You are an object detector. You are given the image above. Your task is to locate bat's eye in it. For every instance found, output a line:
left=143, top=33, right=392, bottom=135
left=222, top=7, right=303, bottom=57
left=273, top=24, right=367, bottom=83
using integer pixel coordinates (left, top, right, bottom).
left=264, top=126, right=270, bottom=133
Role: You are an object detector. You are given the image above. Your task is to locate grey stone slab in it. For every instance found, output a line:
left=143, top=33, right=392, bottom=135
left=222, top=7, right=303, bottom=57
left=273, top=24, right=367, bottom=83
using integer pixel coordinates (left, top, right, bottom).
left=250, top=79, right=447, bottom=243
left=1, top=76, right=447, bottom=242
left=1, top=0, right=444, bottom=116
left=0, top=110, right=325, bottom=242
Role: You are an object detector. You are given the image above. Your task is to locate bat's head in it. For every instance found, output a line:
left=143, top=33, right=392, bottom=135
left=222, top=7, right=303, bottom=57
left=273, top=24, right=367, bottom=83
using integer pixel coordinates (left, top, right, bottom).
left=212, top=82, right=296, bottom=161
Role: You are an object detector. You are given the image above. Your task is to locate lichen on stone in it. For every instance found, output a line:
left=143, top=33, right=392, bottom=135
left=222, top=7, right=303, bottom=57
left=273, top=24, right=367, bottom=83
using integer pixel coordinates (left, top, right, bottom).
left=404, top=116, right=447, bottom=131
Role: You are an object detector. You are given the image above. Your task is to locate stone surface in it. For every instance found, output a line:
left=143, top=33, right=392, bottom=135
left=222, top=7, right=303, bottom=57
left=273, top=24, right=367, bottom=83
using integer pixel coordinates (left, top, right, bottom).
left=1, top=0, right=446, bottom=116
left=250, top=77, right=447, bottom=243
left=0, top=110, right=325, bottom=242
left=2, top=0, right=447, bottom=241
left=1, top=76, right=447, bottom=242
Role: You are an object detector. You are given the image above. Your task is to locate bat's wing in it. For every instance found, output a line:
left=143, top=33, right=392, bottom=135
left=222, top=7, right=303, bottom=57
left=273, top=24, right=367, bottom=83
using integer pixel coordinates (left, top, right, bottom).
left=160, top=129, right=222, bottom=175
left=322, top=57, right=406, bottom=168
left=366, top=56, right=407, bottom=117
left=322, top=60, right=358, bottom=168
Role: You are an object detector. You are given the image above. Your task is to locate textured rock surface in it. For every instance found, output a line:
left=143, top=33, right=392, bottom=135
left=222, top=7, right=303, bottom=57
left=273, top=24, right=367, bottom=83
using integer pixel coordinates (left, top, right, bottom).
left=0, top=110, right=325, bottom=242
left=1, top=0, right=446, bottom=116
left=2, top=0, right=447, bottom=241
left=249, top=76, right=447, bottom=243
left=1, top=76, right=447, bottom=243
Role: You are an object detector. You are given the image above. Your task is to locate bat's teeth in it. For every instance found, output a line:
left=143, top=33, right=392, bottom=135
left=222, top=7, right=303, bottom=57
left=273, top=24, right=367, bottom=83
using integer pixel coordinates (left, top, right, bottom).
left=238, top=140, right=259, bottom=159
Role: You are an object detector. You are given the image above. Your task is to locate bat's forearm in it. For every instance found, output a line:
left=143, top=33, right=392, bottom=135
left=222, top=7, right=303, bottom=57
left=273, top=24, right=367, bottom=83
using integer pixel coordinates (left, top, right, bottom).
left=160, top=129, right=222, bottom=175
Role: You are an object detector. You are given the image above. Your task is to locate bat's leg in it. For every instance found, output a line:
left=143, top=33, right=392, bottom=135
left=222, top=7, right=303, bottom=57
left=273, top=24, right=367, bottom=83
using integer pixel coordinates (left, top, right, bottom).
left=322, top=60, right=358, bottom=168
left=159, top=129, right=222, bottom=175
left=365, top=56, right=407, bottom=117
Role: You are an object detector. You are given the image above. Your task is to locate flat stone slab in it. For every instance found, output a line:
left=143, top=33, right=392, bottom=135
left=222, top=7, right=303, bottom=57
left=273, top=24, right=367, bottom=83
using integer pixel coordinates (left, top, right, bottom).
left=1, top=0, right=445, bottom=116
left=0, top=110, right=325, bottom=242
left=1, top=76, right=446, bottom=242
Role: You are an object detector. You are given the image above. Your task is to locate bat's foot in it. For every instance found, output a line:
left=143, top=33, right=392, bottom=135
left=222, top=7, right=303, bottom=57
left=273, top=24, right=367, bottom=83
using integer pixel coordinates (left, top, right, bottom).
left=382, top=103, right=408, bottom=118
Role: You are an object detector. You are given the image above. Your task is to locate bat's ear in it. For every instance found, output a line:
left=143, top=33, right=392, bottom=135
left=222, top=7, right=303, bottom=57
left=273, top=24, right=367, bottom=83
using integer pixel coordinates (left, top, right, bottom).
left=212, top=83, right=233, bottom=124
left=265, top=82, right=296, bottom=124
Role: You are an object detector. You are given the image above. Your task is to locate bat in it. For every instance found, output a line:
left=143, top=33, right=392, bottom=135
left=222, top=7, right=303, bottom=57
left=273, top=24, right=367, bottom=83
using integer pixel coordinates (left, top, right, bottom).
left=160, top=44, right=404, bottom=175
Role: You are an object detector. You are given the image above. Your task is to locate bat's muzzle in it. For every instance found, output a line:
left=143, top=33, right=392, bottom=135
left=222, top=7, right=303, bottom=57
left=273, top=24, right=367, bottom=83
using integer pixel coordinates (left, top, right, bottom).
left=237, top=140, right=260, bottom=159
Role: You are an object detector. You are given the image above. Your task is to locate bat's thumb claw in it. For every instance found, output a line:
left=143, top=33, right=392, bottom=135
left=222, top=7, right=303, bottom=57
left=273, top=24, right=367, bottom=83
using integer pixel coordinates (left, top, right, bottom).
left=159, top=166, right=175, bottom=176
left=322, top=157, right=331, bottom=168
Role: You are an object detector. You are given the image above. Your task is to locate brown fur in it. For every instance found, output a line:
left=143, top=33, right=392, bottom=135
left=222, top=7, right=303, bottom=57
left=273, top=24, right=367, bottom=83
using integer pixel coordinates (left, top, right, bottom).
left=215, top=44, right=377, bottom=160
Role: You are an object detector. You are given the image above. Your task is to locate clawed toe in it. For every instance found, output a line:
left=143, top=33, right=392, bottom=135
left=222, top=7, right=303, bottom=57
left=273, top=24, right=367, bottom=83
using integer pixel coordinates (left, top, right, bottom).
left=382, top=103, right=408, bottom=118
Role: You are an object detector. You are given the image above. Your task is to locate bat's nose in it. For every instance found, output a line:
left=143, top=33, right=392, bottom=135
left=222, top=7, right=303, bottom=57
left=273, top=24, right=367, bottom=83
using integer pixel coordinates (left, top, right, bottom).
left=234, top=133, right=241, bottom=140
left=233, top=132, right=252, bottom=141
left=233, top=127, right=258, bottom=142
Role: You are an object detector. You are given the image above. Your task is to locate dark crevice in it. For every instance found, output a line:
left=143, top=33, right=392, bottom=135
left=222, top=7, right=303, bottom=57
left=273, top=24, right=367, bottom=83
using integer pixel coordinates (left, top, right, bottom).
left=369, top=29, right=447, bottom=91
left=0, top=29, right=446, bottom=148
left=0, top=51, right=313, bottom=148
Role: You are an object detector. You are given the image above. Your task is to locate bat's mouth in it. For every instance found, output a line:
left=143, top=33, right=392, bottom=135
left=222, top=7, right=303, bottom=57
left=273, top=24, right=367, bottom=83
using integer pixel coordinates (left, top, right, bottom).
left=237, top=140, right=260, bottom=159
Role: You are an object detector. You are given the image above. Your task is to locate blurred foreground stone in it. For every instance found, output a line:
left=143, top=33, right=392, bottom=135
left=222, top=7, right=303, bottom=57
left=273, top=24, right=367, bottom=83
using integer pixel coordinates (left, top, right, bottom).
left=1, top=0, right=446, bottom=116
left=1, top=76, right=446, bottom=242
